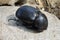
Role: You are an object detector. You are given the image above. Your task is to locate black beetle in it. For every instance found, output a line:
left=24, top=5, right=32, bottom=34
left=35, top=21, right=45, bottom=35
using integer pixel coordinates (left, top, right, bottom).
left=16, top=5, right=48, bottom=32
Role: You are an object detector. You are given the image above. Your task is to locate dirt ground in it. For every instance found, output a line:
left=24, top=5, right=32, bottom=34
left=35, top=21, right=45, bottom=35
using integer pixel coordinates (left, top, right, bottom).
left=0, top=6, right=60, bottom=40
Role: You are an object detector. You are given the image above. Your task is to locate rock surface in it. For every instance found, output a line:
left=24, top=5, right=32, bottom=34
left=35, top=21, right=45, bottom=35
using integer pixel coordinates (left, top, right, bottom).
left=0, top=6, right=60, bottom=40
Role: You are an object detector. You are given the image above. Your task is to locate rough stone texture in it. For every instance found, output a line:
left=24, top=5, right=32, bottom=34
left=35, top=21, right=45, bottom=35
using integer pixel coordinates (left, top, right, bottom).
left=0, top=6, right=60, bottom=40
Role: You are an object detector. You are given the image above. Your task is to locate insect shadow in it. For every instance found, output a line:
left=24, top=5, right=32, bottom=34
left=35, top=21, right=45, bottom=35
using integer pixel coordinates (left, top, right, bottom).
left=7, top=14, right=40, bottom=33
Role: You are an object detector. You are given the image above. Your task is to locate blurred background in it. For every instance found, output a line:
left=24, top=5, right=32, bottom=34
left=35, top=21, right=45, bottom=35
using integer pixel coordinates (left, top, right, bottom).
left=0, top=0, right=60, bottom=19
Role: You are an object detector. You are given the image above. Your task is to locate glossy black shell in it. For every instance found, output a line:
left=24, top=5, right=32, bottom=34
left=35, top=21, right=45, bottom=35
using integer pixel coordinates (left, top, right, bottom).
left=16, top=6, right=48, bottom=32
